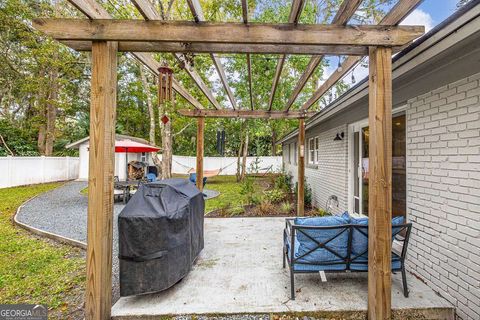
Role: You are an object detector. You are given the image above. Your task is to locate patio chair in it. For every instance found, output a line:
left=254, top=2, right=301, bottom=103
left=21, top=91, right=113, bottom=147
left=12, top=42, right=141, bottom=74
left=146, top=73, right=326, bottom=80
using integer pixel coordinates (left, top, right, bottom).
left=283, top=214, right=412, bottom=300
left=189, top=173, right=207, bottom=188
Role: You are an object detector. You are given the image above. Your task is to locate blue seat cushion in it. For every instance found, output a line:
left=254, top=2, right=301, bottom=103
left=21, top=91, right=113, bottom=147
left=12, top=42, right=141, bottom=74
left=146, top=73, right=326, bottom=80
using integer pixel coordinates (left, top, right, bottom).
left=350, top=215, right=405, bottom=263
left=293, top=216, right=350, bottom=269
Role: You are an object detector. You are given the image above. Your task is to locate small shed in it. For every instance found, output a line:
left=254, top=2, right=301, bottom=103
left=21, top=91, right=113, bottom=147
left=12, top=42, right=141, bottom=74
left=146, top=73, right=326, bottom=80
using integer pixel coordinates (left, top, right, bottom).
left=66, top=134, right=160, bottom=180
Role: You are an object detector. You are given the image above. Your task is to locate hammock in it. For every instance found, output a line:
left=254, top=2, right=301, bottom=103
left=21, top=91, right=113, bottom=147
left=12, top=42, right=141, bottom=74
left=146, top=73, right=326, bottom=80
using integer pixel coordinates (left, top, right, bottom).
left=187, top=168, right=221, bottom=178
left=173, top=158, right=236, bottom=177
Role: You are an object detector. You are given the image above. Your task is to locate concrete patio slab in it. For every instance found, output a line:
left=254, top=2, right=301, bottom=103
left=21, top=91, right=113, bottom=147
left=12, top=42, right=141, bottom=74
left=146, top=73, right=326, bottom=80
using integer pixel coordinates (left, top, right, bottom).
left=111, top=218, right=454, bottom=319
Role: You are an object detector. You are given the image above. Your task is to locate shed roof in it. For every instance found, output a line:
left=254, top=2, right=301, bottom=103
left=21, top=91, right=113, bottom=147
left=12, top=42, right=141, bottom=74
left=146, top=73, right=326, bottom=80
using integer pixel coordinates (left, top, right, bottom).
left=66, top=134, right=150, bottom=149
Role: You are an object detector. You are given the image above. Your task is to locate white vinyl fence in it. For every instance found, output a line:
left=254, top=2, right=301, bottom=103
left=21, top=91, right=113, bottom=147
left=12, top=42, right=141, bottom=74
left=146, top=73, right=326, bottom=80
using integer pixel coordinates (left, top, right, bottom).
left=0, top=156, right=79, bottom=189
left=171, top=155, right=282, bottom=175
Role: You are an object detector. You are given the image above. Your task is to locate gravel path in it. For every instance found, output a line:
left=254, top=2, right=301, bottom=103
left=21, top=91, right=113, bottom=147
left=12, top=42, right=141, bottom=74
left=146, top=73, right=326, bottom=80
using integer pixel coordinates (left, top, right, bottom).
left=16, top=181, right=124, bottom=302
left=15, top=181, right=219, bottom=304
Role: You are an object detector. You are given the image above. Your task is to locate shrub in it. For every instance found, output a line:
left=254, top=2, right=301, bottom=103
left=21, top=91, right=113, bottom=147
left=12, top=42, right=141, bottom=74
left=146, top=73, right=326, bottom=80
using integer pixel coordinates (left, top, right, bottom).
left=240, top=177, right=256, bottom=205
left=315, top=208, right=330, bottom=217
left=227, top=206, right=245, bottom=217
left=294, top=180, right=312, bottom=208
left=263, top=188, right=286, bottom=203
left=274, top=170, right=293, bottom=193
left=280, top=201, right=293, bottom=214
left=258, top=199, right=275, bottom=214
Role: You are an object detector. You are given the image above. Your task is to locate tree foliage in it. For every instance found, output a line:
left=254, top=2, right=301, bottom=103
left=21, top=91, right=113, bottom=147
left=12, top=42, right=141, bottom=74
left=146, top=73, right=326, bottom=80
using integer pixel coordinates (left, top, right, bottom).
left=1, top=0, right=398, bottom=157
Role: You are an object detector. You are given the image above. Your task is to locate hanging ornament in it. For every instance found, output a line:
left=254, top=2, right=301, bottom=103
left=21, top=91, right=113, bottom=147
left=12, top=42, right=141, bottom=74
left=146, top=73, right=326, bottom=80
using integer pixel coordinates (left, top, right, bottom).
left=337, top=56, right=343, bottom=72
left=158, top=64, right=174, bottom=104
left=351, top=69, right=356, bottom=84
left=161, top=115, right=170, bottom=124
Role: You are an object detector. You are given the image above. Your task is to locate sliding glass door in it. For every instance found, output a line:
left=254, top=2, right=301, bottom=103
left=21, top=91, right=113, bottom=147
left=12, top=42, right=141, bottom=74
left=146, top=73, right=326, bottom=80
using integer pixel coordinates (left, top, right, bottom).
left=351, top=114, right=406, bottom=217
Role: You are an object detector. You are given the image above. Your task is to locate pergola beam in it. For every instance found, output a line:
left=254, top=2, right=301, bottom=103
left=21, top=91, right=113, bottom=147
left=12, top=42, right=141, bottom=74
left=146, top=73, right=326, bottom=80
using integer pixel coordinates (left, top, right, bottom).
left=131, top=0, right=222, bottom=110
left=242, top=0, right=254, bottom=110
left=300, top=0, right=423, bottom=111
left=60, top=40, right=373, bottom=55
left=33, top=19, right=424, bottom=47
left=178, top=109, right=315, bottom=119
left=186, top=0, right=237, bottom=109
left=283, top=0, right=362, bottom=112
left=268, top=0, right=305, bottom=111
left=66, top=0, right=204, bottom=110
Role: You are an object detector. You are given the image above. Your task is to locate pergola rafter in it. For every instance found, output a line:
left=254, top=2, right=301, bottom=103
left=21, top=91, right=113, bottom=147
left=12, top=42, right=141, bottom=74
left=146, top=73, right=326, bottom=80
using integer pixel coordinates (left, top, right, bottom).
left=65, top=0, right=205, bottom=110
left=300, top=0, right=423, bottom=111
left=32, top=1, right=426, bottom=320
left=268, top=0, right=305, bottom=111
left=185, top=0, right=238, bottom=110
left=282, top=0, right=362, bottom=112
left=130, top=0, right=222, bottom=110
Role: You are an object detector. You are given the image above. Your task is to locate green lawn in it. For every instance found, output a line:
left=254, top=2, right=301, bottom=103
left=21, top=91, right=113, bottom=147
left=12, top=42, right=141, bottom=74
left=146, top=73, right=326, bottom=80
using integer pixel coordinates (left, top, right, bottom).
left=0, top=183, right=85, bottom=319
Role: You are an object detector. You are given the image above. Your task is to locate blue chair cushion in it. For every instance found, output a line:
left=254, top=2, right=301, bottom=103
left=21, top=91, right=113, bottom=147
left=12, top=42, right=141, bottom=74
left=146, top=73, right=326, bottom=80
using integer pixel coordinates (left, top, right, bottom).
left=293, top=216, right=350, bottom=269
left=351, top=252, right=402, bottom=271
left=349, top=215, right=405, bottom=263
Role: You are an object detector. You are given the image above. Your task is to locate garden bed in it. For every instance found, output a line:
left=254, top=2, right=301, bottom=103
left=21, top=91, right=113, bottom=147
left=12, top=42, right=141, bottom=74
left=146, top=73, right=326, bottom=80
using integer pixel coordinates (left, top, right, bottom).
left=203, top=173, right=321, bottom=218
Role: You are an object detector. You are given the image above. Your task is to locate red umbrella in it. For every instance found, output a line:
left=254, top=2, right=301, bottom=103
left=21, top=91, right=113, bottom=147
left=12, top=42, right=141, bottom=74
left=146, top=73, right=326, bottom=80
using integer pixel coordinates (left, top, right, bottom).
left=114, top=140, right=160, bottom=180
left=115, top=140, right=160, bottom=153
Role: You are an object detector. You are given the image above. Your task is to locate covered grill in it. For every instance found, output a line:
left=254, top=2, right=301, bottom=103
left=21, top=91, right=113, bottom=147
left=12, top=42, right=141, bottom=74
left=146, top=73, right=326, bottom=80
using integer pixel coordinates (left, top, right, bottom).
left=118, top=178, right=204, bottom=296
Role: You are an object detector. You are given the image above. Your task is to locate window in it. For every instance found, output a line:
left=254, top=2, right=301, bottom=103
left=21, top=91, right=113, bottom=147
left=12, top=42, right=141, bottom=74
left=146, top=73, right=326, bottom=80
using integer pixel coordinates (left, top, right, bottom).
left=308, top=137, right=320, bottom=164
left=141, top=152, right=147, bottom=162
left=287, top=144, right=291, bottom=164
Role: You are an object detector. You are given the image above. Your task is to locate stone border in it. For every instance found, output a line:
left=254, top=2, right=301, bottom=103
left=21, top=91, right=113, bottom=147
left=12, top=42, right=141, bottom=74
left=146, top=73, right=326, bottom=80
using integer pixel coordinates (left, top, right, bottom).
left=14, top=193, right=87, bottom=250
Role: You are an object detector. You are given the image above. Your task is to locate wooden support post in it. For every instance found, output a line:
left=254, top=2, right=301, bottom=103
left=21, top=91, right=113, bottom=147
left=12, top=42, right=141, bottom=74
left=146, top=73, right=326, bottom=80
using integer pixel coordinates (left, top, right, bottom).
left=196, top=117, right=205, bottom=191
left=85, top=41, right=117, bottom=320
left=367, top=46, right=392, bottom=320
left=297, top=118, right=305, bottom=216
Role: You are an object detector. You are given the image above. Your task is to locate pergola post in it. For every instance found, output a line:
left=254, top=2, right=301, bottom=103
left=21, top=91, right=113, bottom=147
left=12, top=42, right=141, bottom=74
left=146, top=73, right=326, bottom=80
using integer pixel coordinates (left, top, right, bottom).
left=367, top=46, right=393, bottom=320
left=297, top=118, right=305, bottom=216
left=196, top=116, right=205, bottom=191
left=85, top=41, right=117, bottom=320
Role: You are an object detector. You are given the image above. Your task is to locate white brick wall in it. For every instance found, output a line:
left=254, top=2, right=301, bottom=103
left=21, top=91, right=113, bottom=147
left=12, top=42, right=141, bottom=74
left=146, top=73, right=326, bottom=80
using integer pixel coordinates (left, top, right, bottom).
left=284, top=124, right=349, bottom=214
left=406, top=72, right=480, bottom=320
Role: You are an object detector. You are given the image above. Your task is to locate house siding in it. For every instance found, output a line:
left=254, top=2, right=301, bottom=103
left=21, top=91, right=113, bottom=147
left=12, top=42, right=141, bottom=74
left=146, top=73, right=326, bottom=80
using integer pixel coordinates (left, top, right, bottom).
left=406, top=72, right=480, bottom=320
left=284, top=124, right=349, bottom=214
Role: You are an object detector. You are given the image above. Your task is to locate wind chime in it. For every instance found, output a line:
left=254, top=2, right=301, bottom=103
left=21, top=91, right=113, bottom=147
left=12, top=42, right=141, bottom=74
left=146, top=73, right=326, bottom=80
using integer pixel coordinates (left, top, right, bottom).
left=158, top=65, right=174, bottom=125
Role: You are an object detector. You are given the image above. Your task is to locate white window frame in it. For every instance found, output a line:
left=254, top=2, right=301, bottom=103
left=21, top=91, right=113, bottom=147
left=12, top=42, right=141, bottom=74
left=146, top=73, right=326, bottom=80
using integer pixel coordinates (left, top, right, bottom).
left=308, top=136, right=319, bottom=164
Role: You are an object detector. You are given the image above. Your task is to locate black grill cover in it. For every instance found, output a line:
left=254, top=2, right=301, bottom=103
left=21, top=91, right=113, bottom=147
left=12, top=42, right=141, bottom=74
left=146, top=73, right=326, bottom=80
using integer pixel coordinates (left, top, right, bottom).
left=118, top=178, right=204, bottom=296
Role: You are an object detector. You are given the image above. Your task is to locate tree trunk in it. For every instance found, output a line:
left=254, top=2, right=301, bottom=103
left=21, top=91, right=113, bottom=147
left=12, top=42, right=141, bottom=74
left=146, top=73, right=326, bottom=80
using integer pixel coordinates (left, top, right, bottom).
left=240, top=129, right=249, bottom=181
left=45, top=68, right=58, bottom=156
left=159, top=97, right=173, bottom=179
left=139, top=65, right=155, bottom=145
left=271, top=127, right=277, bottom=156
left=37, top=124, right=46, bottom=155
left=236, top=140, right=243, bottom=182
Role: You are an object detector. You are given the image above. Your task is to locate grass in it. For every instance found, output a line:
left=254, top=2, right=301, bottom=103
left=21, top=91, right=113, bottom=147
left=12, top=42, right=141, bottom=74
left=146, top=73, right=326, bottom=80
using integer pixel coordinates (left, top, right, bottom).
left=0, top=183, right=85, bottom=319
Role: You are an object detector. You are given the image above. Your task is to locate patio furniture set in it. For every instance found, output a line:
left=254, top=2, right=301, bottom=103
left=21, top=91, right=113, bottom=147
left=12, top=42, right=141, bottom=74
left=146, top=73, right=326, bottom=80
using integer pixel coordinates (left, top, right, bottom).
left=283, top=214, right=412, bottom=299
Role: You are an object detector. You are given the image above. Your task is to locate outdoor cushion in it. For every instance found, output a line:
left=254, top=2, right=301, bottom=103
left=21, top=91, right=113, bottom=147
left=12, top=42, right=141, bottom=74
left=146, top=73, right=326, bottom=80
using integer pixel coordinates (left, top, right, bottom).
left=293, top=216, right=350, bottom=269
left=349, top=215, right=405, bottom=263
left=350, top=252, right=402, bottom=271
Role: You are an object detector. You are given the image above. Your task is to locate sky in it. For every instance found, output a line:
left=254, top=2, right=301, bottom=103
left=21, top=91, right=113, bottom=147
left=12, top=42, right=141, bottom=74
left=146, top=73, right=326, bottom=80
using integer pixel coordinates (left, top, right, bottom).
left=208, top=0, right=467, bottom=108
left=323, top=0, right=465, bottom=101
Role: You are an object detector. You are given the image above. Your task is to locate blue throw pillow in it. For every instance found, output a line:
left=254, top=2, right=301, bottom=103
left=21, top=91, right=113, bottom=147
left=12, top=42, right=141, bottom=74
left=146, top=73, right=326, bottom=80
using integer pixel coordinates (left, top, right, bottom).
left=294, top=215, right=350, bottom=265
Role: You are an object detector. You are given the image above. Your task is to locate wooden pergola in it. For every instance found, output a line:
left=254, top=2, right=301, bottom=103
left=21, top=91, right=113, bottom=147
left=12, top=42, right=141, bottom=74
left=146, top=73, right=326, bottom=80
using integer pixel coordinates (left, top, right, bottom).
left=32, top=1, right=424, bottom=319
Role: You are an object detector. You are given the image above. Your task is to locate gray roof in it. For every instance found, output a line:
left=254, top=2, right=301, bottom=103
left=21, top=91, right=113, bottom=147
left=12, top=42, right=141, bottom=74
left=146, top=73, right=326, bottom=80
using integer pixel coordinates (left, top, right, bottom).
left=278, top=0, right=480, bottom=144
left=66, top=134, right=150, bottom=149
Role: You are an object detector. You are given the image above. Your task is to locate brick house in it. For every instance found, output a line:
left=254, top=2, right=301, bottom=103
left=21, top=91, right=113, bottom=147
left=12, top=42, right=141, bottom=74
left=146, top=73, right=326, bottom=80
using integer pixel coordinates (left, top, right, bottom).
left=278, top=2, right=480, bottom=319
